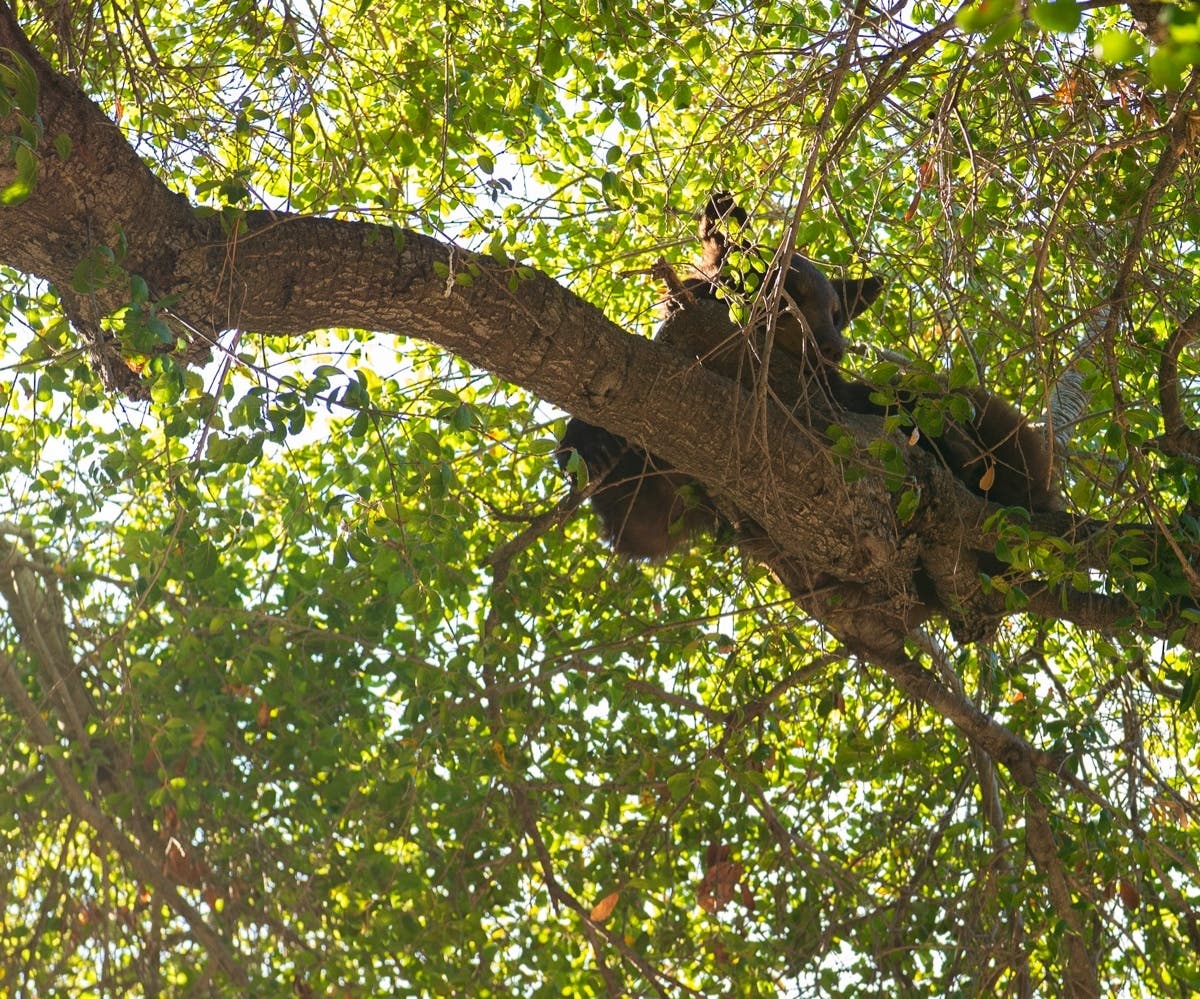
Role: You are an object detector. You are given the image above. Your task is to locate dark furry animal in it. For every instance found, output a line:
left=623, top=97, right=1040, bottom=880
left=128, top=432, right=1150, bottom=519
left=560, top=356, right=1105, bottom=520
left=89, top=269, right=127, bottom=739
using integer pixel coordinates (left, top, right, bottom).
left=556, top=419, right=721, bottom=559
left=685, top=197, right=1060, bottom=513
left=557, top=193, right=1060, bottom=560
left=557, top=194, right=883, bottom=557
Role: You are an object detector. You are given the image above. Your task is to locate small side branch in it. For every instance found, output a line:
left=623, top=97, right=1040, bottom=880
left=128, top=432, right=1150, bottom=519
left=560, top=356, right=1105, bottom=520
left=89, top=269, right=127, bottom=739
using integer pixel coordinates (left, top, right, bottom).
left=1021, top=583, right=1200, bottom=651
left=1155, top=304, right=1200, bottom=459
left=0, top=526, right=248, bottom=987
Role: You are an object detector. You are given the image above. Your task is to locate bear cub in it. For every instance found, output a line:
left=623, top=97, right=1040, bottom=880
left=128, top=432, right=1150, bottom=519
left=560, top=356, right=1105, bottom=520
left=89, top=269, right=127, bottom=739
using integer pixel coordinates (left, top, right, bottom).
left=557, top=193, right=1060, bottom=559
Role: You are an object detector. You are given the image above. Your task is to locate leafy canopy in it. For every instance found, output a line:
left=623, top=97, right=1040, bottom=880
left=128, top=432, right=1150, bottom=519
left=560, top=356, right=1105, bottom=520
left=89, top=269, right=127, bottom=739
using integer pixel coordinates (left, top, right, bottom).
left=1, top=0, right=1200, bottom=996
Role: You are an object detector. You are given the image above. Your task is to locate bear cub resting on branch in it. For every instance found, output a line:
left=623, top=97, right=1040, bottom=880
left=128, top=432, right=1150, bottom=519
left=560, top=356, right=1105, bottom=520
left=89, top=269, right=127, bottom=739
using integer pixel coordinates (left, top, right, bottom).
left=558, top=193, right=1062, bottom=560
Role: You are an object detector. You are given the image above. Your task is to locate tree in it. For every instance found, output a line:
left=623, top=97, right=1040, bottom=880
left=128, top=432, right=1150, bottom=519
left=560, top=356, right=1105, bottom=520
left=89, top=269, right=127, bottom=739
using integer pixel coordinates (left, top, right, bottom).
left=1, top=0, right=1198, bottom=994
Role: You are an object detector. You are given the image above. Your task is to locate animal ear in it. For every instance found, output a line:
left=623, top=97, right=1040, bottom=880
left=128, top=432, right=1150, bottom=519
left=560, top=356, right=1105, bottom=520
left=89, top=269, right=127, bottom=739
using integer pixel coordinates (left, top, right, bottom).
left=703, top=192, right=748, bottom=232
left=834, top=276, right=884, bottom=320
left=697, top=193, right=750, bottom=275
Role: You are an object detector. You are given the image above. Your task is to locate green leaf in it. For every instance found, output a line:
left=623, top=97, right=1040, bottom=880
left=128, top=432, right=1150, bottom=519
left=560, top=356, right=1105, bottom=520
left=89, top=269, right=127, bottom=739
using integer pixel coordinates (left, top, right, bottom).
left=70, top=246, right=120, bottom=294
left=1096, top=30, right=1143, bottom=64
left=955, top=0, right=1017, bottom=32
left=1148, top=44, right=1195, bottom=88
left=526, top=437, right=559, bottom=456
left=666, top=772, right=693, bottom=801
left=148, top=356, right=185, bottom=404
left=896, top=488, right=920, bottom=522
left=0, top=144, right=37, bottom=205
left=1030, top=1, right=1081, bottom=33
left=504, top=78, right=523, bottom=112
left=0, top=49, right=40, bottom=117
left=1181, top=670, right=1200, bottom=713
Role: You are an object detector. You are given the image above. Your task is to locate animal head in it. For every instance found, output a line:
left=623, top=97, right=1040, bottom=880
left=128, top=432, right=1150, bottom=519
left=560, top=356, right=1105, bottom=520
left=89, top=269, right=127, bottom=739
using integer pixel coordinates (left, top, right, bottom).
left=776, top=256, right=883, bottom=365
left=694, top=193, right=883, bottom=365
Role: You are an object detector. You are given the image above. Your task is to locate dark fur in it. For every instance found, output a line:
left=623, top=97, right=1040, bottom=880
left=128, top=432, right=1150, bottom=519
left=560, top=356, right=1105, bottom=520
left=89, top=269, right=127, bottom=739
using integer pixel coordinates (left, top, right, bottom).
left=557, top=193, right=1060, bottom=560
left=556, top=420, right=720, bottom=560
left=833, top=379, right=1061, bottom=512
